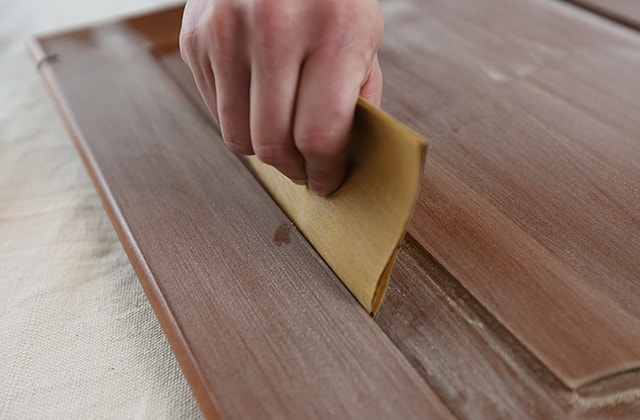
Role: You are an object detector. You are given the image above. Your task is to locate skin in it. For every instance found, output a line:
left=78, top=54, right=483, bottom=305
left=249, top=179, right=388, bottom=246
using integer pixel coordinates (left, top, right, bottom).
left=180, top=0, right=384, bottom=195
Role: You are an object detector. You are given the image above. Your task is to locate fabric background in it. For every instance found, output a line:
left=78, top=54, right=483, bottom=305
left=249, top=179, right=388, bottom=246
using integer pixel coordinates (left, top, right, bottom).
left=0, top=0, right=202, bottom=417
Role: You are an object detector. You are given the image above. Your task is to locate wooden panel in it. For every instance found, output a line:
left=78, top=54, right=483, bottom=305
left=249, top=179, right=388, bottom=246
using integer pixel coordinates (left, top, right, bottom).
left=33, top=1, right=640, bottom=417
left=30, top=8, right=453, bottom=419
left=134, top=22, right=640, bottom=418
left=162, top=47, right=571, bottom=419
left=158, top=32, right=640, bottom=420
left=379, top=0, right=640, bottom=390
left=566, top=0, right=640, bottom=30
left=156, top=10, right=640, bottom=416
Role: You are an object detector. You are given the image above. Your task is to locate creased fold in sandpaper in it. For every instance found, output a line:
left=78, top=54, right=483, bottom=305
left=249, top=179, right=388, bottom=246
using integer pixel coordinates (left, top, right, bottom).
left=246, top=98, right=427, bottom=314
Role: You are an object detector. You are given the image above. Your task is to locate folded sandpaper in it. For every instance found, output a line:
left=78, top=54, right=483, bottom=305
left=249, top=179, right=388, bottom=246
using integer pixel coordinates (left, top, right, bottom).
left=247, top=99, right=427, bottom=313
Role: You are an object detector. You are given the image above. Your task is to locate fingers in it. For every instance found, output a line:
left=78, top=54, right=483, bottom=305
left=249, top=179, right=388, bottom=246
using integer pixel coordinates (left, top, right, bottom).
left=207, top=6, right=253, bottom=155
left=291, top=4, right=383, bottom=195
left=180, top=3, right=219, bottom=123
left=180, top=0, right=384, bottom=195
left=182, top=2, right=252, bottom=155
left=249, top=11, right=307, bottom=183
left=189, top=56, right=220, bottom=124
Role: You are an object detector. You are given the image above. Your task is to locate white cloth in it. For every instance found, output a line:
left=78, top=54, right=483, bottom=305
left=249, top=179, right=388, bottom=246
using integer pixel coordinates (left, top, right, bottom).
left=0, top=1, right=201, bottom=417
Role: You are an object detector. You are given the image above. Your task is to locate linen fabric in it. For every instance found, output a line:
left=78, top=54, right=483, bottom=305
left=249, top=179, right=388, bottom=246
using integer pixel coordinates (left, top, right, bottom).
left=0, top=1, right=201, bottom=418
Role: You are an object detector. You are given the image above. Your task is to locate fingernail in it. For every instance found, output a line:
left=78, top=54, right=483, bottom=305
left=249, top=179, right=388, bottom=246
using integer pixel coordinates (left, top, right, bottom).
left=292, top=178, right=307, bottom=186
left=309, top=180, right=331, bottom=197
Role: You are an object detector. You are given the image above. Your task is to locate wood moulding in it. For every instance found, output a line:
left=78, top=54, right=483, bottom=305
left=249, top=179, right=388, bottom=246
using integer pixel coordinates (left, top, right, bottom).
left=565, top=0, right=640, bottom=31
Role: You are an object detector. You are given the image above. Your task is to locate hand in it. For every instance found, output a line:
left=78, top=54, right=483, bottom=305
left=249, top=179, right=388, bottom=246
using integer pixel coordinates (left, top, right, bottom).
left=180, top=0, right=384, bottom=195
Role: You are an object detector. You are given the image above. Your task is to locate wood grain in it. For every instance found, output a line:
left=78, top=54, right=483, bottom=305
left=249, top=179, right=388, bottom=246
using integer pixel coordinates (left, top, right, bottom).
left=30, top=8, right=453, bottom=418
left=376, top=238, right=640, bottom=418
left=32, top=1, right=640, bottom=417
left=165, top=49, right=574, bottom=419
left=566, top=0, right=640, bottom=30
left=153, top=8, right=640, bottom=416
left=156, top=32, right=640, bottom=420
left=378, top=0, right=640, bottom=390
left=378, top=237, right=572, bottom=418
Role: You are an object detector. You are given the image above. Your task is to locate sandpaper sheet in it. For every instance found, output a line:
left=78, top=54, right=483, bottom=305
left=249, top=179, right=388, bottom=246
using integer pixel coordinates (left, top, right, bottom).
left=247, top=99, right=427, bottom=313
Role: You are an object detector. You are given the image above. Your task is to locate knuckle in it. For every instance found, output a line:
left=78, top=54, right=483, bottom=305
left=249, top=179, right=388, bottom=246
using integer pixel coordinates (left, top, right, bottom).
left=295, top=128, right=348, bottom=159
left=205, top=2, right=241, bottom=55
left=323, top=1, right=347, bottom=22
left=250, top=0, right=297, bottom=49
left=254, top=143, right=296, bottom=168
left=321, top=2, right=358, bottom=33
left=178, top=27, right=198, bottom=61
left=318, top=3, right=382, bottom=54
left=252, top=0, right=290, bottom=24
left=180, top=1, right=243, bottom=63
left=224, top=137, right=254, bottom=155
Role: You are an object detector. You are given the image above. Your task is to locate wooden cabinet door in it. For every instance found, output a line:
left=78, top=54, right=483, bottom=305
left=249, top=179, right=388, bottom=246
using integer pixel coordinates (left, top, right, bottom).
left=33, top=1, right=640, bottom=417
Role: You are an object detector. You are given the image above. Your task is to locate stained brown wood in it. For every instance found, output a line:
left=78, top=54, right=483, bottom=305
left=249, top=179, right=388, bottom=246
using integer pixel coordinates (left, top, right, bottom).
left=30, top=7, right=453, bottom=419
left=162, top=49, right=596, bottom=417
left=32, top=0, right=640, bottom=418
left=566, top=0, right=640, bottom=30
left=378, top=0, right=640, bottom=390
left=166, top=49, right=578, bottom=419
left=107, top=45, right=640, bottom=420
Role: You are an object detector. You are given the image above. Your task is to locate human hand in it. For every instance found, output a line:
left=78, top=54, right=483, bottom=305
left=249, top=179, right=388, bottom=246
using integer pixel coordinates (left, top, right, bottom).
left=180, top=0, right=384, bottom=195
